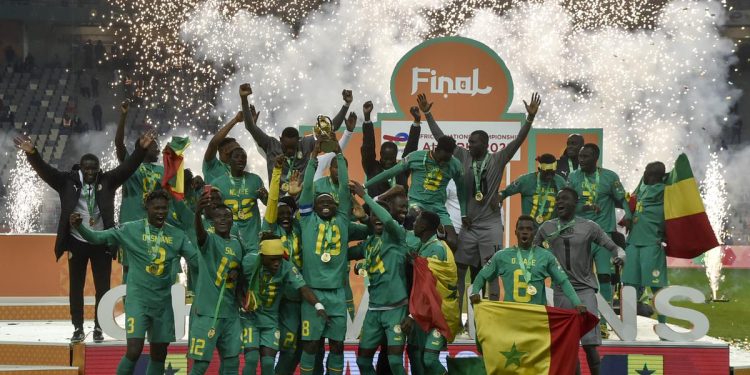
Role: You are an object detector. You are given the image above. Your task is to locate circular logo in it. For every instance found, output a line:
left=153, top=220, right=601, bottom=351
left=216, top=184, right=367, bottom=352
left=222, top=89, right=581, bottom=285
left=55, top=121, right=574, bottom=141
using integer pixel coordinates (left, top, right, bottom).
left=274, top=330, right=281, bottom=339
left=652, top=270, right=660, bottom=277
left=432, top=330, right=441, bottom=338
left=394, top=325, right=402, bottom=334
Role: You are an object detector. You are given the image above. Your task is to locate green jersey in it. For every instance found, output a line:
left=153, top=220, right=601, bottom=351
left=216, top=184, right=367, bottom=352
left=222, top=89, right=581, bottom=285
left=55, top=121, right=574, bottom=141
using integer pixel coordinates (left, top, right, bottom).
left=349, top=194, right=420, bottom=307
left=417, top=234, right=447, bottom=261
left=627, top=183, right=665, bottom=246
left=298, top=154, right=351, bottom=289
left=202, top=157, right=230, bottom=184
left=364, top=150, right=466, bottom=216
left=212, top=172, right=265, bottom=246
left=119, top=152, right=164, bottom=224
left=568, top=167, right=628, bottom=232
left=193, top=232, right=246, bottom=317
left=77, top=220, right=198, bottom=306
left=501, top=172, right=566, bottom=221
left=314, top=176, right=341, bottom=203
left=243, top=254, right=306, bottom=328
left=471, top=246, right=580, bottom=305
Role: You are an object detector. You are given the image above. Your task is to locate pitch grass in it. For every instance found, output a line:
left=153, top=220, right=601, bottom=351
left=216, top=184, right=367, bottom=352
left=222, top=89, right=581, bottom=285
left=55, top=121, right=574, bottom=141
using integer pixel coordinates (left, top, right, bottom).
left=665, top=268, right=750, bottom=341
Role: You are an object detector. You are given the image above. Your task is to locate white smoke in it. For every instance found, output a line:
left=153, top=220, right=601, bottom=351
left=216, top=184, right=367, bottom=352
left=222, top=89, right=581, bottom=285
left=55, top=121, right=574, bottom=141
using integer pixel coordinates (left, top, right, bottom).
left=180, top=0, right=741, bottom=192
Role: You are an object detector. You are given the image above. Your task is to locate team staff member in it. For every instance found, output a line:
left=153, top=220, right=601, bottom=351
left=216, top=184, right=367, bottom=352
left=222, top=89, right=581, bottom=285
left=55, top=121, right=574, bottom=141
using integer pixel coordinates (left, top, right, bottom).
left=14, top=131, right=153, bottom=343
left=71, top=190, right=199, bottom=375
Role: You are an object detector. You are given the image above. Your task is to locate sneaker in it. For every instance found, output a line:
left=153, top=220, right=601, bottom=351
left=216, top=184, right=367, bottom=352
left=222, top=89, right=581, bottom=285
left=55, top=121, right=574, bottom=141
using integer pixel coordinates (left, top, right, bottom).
left=93, top=328, right=104, bottom=343
left=599, top=323, right=610, bottom=339
left=71, top=328, right=85, bottom=343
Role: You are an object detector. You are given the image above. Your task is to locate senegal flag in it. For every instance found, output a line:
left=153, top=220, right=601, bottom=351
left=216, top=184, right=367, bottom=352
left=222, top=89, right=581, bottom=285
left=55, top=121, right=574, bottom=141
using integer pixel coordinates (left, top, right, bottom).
left=409, top=241, right=461, bottom=343
left=162, top=136, right=190, bottom=201
left=474, top=301, right=598, bottom=375
left=663, top=153, right=719, bottom=258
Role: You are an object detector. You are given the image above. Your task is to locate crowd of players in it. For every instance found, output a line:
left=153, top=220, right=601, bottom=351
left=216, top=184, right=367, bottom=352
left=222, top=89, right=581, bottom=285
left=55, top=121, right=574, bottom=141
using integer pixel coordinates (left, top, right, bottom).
left=12, top=83, right=669, bottom=375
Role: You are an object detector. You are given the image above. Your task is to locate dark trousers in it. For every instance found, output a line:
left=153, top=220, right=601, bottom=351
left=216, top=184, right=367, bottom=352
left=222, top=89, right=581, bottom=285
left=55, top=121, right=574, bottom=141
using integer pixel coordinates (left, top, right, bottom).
left=67, top=237, right=112, bottom=329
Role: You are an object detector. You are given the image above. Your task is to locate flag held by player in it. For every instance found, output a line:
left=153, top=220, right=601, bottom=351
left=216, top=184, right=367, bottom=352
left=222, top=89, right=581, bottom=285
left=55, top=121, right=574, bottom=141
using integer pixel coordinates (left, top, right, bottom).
left=162, top=136, right=190, bottom=201
left=663, top=153, right=719, bottom=259
left=409, top=250, right=461, bottom=343
left=474, top=301, right=598, bottom=375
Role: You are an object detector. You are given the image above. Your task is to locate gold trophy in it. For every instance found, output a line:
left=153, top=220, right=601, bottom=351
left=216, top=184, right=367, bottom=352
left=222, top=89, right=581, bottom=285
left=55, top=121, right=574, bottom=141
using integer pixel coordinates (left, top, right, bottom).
left=315, top=115, right=338, bottom=153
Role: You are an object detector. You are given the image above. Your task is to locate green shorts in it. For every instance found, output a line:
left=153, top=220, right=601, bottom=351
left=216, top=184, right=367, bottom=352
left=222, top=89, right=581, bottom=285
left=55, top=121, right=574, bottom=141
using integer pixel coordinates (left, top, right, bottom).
left=408, top=327, right=446, bottom=351
left=412, top=203, right=453, bottom=227
left=592, top=243, right=615, bottom=275
left=278, top=299, right=301, bottom=351
left=359, top=305, right=407, bottom=349
left=344, top=278, right=355, bottom=320
left=240, top=314, right=280, bottom=351
left=300, top=288, right=347, bottom=341
left=124, top=302, right=175, bottom=343
left=188, top=314, right=242, bottom=360
left=622, top=244, right=668, bottom=288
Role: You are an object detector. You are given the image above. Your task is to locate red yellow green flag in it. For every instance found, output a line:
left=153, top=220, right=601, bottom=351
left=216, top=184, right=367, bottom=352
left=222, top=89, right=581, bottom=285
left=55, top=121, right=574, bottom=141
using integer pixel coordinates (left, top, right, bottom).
left=409, top=240, right=461, bottom=343
left=474, top=301, right=598, bottom=375
left=663, top=153, right=718, bottom=258
left=162, top=136, right=190, bottom=201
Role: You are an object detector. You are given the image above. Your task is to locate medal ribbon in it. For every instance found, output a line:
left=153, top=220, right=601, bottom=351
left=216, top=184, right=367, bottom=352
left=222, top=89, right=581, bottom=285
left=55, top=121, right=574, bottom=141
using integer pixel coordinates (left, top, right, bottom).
left=85, top=185, right=96, bottom=221
left=284, top=231, right=300, bottom=268
left=144, top=221, right=163, bottom=261
left=472, top=156, right=489, bottom=196
left=285, top=153, right=297, bottom=183
left=581, top=169, right=600, bottom=205
left=544, top=219, right=577, bottom=243
left=229, top=175, right=246, bottom=219
left=321, top=221, right=334, bottom=258
left=515, top=246, right=535, bottom=284
left=530, top=173, right=554, bottom=219
left=567, top=158, right=577, bottom=175
left=329, top=177, right=339, bottom=203
left=208, top=272, right=228, bottom=337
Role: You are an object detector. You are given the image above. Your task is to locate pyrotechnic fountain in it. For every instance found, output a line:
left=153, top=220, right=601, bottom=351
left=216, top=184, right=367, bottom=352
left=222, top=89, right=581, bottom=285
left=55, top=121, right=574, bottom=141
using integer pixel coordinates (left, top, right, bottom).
left=701, top=151, right=730, bottom=302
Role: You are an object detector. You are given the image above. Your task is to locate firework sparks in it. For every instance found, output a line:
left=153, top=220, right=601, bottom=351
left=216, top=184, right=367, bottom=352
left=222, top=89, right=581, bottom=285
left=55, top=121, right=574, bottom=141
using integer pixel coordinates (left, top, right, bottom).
left=701, top=151, right=730, bottom=300
left=6, top=152, right=43, bottom=233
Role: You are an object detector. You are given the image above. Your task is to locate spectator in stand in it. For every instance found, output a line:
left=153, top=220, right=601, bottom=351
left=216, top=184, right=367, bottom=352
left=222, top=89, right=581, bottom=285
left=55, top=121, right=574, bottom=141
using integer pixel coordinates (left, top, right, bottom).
left=94, top=40, right=105, bottom=66
left=24, top=54, right=35, bottom=72
left=83, top=40, right=94, bottom=69
left=4, top=45, right=15, bottom=65
left=92, top=102, right=103, bottom=131
left=91, top=75, right=99, bottom=98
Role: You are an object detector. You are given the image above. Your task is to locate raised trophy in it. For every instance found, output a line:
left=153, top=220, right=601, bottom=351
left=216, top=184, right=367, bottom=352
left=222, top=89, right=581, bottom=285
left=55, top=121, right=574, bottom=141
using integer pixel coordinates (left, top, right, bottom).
left=315, top=115, right=338, bottom=153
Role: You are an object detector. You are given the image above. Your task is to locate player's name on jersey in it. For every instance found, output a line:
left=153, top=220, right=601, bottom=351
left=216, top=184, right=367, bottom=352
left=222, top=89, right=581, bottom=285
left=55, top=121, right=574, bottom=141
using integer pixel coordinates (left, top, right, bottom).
left=224, top=247, right=238, bottom=256
left=229, top=188, right=250, bottom=196
left=141, top=234, right=174, bottom=244
left=510, top=258, right=537, bottom=266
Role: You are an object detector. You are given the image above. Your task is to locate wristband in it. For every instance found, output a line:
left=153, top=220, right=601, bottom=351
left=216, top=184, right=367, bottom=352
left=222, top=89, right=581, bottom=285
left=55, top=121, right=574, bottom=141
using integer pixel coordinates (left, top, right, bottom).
left=315, top=302, right=325, bottom=311
left=412, top=121, right=421, bottom=126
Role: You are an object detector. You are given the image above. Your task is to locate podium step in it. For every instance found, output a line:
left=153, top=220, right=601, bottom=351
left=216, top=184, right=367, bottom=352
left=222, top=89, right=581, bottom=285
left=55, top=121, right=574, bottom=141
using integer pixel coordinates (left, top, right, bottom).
left=0, top=297, right=95, bottom=321
left=0, top=365, right=78, bottom=374
left=0, top=342, right=70, bottom=367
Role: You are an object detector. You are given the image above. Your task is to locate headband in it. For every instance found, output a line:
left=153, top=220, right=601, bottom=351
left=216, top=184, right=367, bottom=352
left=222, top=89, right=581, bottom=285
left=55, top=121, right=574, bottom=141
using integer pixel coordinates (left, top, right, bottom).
left=260, top=239, right=284, bottom=256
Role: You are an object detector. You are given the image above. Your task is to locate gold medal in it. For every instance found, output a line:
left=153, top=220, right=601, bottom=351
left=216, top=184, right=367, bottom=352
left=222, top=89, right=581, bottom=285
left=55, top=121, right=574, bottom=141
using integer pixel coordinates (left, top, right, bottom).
left=358, top=269, right=368, bottom=277
left=89, top=218, right=96, bottom=226
left=475, top=192, right=484, bottom=201
left=281, top=182, right=290, bottom=192
left=321, top=253, right=331, bottom=263
left=527, top=285, right=537, bottom=296
left=535, top=215, right=544, bottom=224
left=542, top=241, right=550, bottom=249
left=207, top=327, right=216, bottom=339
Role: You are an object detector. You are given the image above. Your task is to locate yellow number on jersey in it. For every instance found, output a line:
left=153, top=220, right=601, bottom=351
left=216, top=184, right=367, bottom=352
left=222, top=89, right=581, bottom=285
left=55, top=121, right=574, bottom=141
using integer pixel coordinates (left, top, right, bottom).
left=301, top=320, right=310, bottom=337
left=423, top=168, right=444, bottom=191
left=224, top=198, right=255, bottom=221
left=283, top=332, right=296, bottom=349
left=215, top=256, right=239, bottom=288
left=242, top=327, right=253, bottom=344
left=314, top=223, right=341, bottom=256
left=368, top=255, right=386, bottom=275
left=512, top=269, right=531, bottom=303
left=145, top=247, right=167, bottom=276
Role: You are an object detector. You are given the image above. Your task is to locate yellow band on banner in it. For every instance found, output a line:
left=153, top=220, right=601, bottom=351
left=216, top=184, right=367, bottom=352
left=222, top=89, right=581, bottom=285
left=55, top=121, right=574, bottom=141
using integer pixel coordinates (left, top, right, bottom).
left=664, top=177, right=705, bottom=219
left=474, top=301, right=552, bottom=375
left=426, top=241, right=460, bottom=343
left=173, top=160, right=185, bottom=195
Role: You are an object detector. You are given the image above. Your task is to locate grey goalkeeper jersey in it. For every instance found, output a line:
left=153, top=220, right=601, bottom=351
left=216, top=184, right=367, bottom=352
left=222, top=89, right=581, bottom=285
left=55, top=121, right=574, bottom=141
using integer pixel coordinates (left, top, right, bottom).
left=533, top=217, right=625, bottom=291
